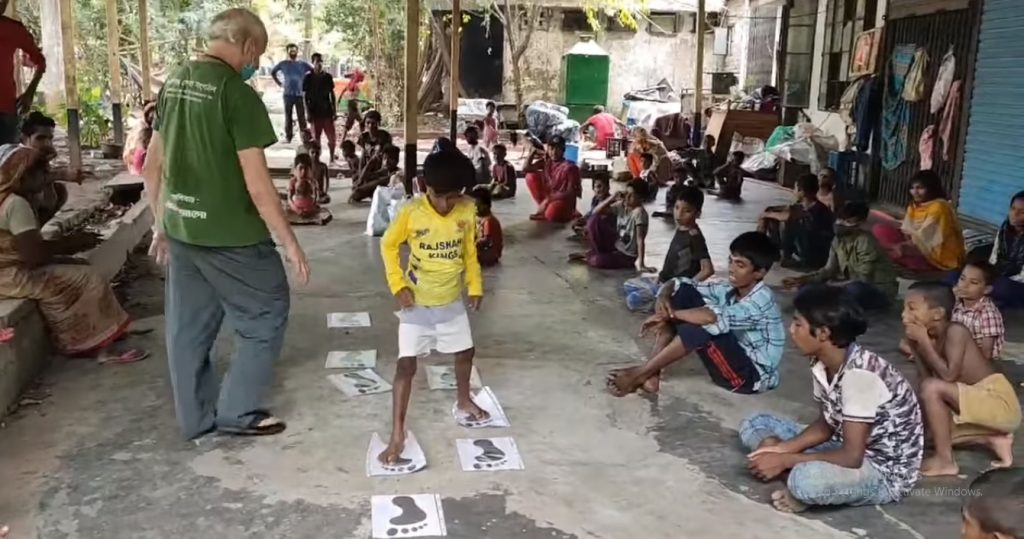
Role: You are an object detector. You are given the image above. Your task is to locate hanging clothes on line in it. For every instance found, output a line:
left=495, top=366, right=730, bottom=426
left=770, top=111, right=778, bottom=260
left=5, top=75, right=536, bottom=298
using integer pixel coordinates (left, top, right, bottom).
left=919, top=125, right=936, bottom=170
left=931, top=48, right=956, bottom=115
left=902, top=47, right=929, bottom=102
left=940, top=80, right=963, bottom=161
left=883, top=45, right=916, bottom=170
left=854, top=75, right=882, bottom=152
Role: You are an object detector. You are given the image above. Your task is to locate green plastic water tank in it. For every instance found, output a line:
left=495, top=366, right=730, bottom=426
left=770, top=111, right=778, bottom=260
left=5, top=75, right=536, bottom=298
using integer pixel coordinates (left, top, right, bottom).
left=562, top=37, right=610, bottom=119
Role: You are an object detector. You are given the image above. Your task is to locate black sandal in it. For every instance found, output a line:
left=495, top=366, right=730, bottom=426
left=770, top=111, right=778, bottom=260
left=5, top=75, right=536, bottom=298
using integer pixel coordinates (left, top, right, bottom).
left=218, top=410, right=287, bottom=436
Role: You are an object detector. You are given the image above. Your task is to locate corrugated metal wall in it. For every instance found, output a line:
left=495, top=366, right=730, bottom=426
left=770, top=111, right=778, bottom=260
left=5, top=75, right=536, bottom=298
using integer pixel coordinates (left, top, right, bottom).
left=874, top=5, right=979, bottom=208
left=959, top=0, right=1024, bottom=226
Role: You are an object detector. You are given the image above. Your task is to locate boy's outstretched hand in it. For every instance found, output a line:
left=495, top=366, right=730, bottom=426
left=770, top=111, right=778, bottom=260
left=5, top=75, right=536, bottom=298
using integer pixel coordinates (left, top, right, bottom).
left=467, top=295, right=483, bottom=311
left=395, top=287, right=414, bottom=309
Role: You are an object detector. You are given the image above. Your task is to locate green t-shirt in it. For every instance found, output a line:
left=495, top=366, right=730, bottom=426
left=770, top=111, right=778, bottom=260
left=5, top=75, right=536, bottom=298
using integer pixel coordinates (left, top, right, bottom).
left=155, top=59, right=277, bottom=247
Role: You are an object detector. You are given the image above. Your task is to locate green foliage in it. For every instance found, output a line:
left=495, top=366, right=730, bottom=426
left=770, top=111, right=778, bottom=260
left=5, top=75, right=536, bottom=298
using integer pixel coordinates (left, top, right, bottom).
left=50, top=86, right=112, bottom=147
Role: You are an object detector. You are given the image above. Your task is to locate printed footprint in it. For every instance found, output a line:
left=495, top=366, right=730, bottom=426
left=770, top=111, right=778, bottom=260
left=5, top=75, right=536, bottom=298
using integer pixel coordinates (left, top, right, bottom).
left=438, top=369, right=456, bottom=388
left=472, top=439, right=507, bottom=469
left=455, top=401, right=493, bottom=428
left=344, top=372, right=380, bottom=394
left=386, top=496, right=429, bottom=536
left=382, top=455, right=419, bottom=473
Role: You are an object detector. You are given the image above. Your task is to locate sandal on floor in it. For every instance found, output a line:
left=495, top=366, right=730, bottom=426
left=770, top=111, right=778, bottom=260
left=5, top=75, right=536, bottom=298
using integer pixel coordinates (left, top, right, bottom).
left=218, top=410, right=287, bottom=436
left=0, top=327, right=15, bottom=343
left=97, top=348, right=149, bottom=365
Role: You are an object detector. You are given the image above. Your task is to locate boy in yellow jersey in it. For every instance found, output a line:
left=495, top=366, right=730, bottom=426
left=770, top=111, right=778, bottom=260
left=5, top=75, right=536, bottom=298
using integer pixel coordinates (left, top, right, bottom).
left=379, top=150, right=488, bottom=464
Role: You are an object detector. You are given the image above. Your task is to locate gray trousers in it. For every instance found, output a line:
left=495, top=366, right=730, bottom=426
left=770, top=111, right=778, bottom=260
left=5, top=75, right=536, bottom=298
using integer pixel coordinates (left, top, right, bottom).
left=166, top=238, right=290, bottom=439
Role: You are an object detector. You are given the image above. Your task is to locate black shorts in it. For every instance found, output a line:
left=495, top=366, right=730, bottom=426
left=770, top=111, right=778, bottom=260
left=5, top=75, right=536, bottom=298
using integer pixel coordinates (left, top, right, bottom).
left=670, top=284, right=761, bottom=394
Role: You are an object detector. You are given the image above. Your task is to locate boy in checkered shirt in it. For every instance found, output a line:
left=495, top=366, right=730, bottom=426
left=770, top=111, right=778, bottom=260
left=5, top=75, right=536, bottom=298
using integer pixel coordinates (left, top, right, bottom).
left=952, top=260, right=1005, bottom=360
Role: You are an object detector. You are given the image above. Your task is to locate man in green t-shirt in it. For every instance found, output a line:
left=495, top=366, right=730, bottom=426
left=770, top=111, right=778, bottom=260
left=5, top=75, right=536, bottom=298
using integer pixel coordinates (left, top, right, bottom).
left=141, top=7, right=310, bottom=440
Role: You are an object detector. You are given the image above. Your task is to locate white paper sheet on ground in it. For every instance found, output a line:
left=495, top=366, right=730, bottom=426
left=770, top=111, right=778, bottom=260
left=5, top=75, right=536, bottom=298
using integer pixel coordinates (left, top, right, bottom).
left=451, top=386, right=509, bottom=428
left=455, top=437, right=524, bottom=472
left=371, top=494, right=446, bottom=538
left=326, top=369, right=392, bottom=397
left=324, top=350, right=377, bottom=369
left=327, top=312, right=371, bottom=328
left=426, top=365, right=482, bottom=390
left=366, top=432, right=426, bottom=476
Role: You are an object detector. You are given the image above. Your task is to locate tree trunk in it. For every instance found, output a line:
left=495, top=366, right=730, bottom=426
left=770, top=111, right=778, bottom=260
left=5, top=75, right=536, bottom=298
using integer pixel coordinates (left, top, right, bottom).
left=511, top=55, right=524, bottom=126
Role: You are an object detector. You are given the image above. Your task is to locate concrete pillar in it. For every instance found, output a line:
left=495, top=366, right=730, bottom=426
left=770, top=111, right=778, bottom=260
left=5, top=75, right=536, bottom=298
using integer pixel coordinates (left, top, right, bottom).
left=39, top=0, right=66, bottom=110
left=403, top=0, right=420, bottom=197
left=449, top=0, right=461, bottom=140
left=694, top=0, right=705, bottom=139
left=139, top=0, right=152, bottom=102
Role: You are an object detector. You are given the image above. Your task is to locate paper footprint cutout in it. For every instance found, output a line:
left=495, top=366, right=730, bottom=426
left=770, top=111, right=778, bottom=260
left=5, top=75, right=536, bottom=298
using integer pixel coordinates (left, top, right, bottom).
left=381, top=456, right=418, bottom=474
left=471, top=439, right=507, bottom=470
left=387, top=496, right=429, bottom=536
left=344, top=372, right=380, bottom=394
left=438, top=370, right=455, bottom=388
left=454, top=402, right=492, bottom=427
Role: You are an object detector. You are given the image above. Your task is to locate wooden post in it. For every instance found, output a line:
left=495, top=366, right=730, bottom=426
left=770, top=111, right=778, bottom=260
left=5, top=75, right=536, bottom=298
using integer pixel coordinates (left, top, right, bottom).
left=6, top=0, right=24, bottom=94
left=403, top=0, right=420, bottom=197
left=303, top=0, right=313, bottom=58
left=448, top=0, right=461, bottom=140
left=694, top=0, right=705, bottom=145
left=138, top=0, right=152, bottom=102
left=58, top=0, right=81, bottom=168
left=105, top=0, right=124, bottom=145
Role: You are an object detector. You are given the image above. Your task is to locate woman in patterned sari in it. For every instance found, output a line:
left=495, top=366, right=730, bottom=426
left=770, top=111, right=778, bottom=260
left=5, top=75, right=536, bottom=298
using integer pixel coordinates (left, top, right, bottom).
left=0, top=144, right=146, bottom=362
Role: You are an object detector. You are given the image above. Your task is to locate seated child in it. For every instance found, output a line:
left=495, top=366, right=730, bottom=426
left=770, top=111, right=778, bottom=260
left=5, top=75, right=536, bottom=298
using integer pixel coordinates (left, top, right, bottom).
left=818, top=167, right=837, bottom=211
left=953, top=260, right=1006, bottom=361
left=901, top=282, right=1021, bottom=476
left=760, top=173, right=834, bottom=269
left=570, top=173, right=612, bottom=240
left=295, top=128, right=314, bottom=156
left=741, top=285, right=923, bottom=513
left=570, top=179, right=653, bottom=271
left=288, top=153, right=319, bottom=218
left=638, top=152, right=659, bottom=202
left=350, top=145, right=400, bottom=203
left=625, top=185, right=714, bottom=312
left=985, top=190, right=1024, bottom=309
left=652, top=169, right=688, bottom=220
left=709, top=151, right=745, bottom=201
left=782, top=201, right=898, bottom=311
left=471, top=187, right=503, bottom=267
left=341, top=139, right=360, bottom=176
left=308, top=142, right=330, bottom=203
left=607, top=231, right=783, bottom=395
left=961, top=468, right=1024, bottom=539
left=465, top=125, right=492, bottom=185
left=489, top=143, right=517, bottom=199
left=378, top=149, right=487, bottom=464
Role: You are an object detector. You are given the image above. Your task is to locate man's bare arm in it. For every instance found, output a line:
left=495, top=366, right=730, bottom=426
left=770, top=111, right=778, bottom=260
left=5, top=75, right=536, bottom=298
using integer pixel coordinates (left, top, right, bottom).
left=141, top=133, right=165, bottom=226
left=237, top=148, right=300, bottom=248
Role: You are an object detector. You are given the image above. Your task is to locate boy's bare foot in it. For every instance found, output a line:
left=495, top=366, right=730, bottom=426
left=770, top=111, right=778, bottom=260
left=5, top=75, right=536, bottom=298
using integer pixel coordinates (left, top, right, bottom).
left=379, top=433, right=407, bottom=465
left=920, top=454, right=960, bottom=477
left=770, top=489, right=808, bottom=513
left=982, top=434, right=1014, bottom=468
left=606, top=367, right=644, bottom=397
left=641, top=375, right=660, bottom=393
left=457, top=399, right=490, bottom=422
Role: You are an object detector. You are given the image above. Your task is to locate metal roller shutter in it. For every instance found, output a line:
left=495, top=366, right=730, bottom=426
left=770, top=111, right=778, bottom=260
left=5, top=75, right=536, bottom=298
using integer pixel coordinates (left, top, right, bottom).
left=959, top=0, right=1024, bottom=225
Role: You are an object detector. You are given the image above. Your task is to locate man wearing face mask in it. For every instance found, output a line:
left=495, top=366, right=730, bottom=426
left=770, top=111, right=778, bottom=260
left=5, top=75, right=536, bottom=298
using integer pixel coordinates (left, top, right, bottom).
left=142, top=8, right=310, bottom=440
left=272, top=43, right=312, bottom=143
left=782, top=201, right=898, bottom=312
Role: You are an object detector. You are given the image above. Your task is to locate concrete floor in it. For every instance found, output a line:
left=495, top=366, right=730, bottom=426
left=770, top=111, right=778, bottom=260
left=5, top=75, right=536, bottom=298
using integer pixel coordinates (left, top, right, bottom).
left=1, top=175, right=1022, bottom=539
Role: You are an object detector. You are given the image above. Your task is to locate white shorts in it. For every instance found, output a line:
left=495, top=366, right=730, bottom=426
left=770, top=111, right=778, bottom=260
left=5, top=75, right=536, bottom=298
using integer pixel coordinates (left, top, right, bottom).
left=397, top=301, right=474, bottom=358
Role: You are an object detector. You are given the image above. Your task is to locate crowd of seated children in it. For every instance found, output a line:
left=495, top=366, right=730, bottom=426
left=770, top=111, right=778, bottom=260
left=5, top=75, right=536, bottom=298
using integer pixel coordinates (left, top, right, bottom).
left=782, top=201, right=898, bottom=311
left=624, top=185, right=714, bottom=312
left=489, top=143, right=517, bottom=200
left=874, top=170, right=965, bottom=272
left=341, top=140, right=360, bottom=176
left=985, top=190, right=1024, bottom=309
left=900, top=282, right=1019, bottom=476
left=464, top=125, right=492, bottom=186
left=570, top=173, right=612, bottom=241
left=758, top=167, right=836, bottom=226
left=350, top=145, right=401, bottom=203
left=525, top=136, right=582, bottom=223
left=357, top=110, right=392, bottom=169
left=638, top=152, right=659, bottom=202
left=759, top=173, right=834, bottom=270
left=678, top=134, right=718, bottom=188
left=741, top=285, right=923, bottom=513
left=288, top=153, right=319, bottom=218
left=952, top=260, right=1005, bottom=361
left=570, top=179, right=653, bottom=272
left=471, top=187, right=503, bottom=267
left=961, top=468, right=1024, bottom=539
left=708, top=150, right=746, bottom=201
left=607, top=231, right=784, bottom=396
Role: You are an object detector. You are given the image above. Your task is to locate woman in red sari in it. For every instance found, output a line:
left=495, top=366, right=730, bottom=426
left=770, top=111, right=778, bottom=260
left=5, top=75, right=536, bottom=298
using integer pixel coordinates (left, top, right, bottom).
left=525, top=135, right=582, bottom=223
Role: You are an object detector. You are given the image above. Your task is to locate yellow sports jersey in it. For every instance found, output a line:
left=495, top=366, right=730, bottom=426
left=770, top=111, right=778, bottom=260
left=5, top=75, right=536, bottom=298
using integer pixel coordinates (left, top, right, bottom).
left=381, top=196, right=483, bottom=306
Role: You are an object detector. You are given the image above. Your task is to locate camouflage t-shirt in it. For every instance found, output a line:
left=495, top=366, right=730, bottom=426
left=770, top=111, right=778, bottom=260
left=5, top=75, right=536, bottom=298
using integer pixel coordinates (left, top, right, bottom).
left=811, top=344, right=924, bottom=498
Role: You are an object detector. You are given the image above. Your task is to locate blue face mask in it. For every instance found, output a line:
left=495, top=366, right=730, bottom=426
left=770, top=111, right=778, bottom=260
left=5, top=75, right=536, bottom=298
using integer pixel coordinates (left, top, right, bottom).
left=240, top=64, right=257, bottom=81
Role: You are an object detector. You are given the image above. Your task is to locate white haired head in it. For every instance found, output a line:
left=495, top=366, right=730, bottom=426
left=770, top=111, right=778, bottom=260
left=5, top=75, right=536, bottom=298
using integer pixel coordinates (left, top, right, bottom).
left=207, top=8, right=268, bottom=48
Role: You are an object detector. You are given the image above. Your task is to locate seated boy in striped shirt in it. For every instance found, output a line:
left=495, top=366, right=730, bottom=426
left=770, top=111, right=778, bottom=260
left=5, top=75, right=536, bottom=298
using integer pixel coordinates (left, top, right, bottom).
left=607, top=231, right=784, bottom=395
